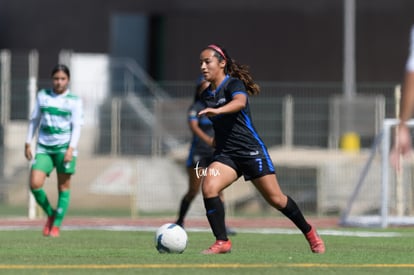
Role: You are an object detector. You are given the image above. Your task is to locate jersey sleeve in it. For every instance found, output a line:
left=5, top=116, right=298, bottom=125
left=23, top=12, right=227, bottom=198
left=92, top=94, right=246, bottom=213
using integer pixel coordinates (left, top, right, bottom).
left=69, top=97, right=84, bottom=149
left=188, top=100, right=207, bottom=121
left=187, top=102, right=199, bottom=122
left=25, top=94, right=41, bottom=144
left=225, top=78, right=248, bottom=98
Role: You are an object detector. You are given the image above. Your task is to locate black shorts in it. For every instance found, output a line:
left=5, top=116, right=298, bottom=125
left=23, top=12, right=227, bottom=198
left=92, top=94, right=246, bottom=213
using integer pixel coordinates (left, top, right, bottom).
left=213, top=154, right=275, bottom=181
left=186, top=154, right=214, bottom=168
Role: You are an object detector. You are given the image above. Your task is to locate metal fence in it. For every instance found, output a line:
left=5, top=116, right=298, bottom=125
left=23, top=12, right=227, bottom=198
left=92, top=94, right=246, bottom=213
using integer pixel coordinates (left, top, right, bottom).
left=0, top=50, right=405, bottom=220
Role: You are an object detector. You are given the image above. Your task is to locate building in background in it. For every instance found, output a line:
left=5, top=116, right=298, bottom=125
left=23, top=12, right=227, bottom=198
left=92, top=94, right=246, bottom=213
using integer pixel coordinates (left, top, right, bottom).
left=0, top=0, right=413, bottom=83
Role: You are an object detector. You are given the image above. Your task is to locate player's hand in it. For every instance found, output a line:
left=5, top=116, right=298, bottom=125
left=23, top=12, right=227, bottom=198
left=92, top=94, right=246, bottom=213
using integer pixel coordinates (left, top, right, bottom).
left=198, top=108, right=220, bottom=117
left=64, top=147, right=74, bottom=163
left=391, top=124, right=412, bottom=171
left=24, top=143, right=32, bottom=161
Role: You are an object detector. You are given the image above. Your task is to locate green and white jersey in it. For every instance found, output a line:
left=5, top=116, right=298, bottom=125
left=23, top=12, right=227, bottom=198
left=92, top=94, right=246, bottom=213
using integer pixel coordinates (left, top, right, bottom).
left=26, top=89, right=83, bottom=155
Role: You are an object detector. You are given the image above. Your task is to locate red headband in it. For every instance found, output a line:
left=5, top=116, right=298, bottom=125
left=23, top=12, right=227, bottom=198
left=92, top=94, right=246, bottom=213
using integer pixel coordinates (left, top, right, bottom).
left=207, top=44, right=226, bottom=61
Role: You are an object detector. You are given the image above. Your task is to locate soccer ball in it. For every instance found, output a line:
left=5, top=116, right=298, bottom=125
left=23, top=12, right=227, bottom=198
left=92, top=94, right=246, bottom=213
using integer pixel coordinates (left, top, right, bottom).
left=155, top=223, right=188, bottom=253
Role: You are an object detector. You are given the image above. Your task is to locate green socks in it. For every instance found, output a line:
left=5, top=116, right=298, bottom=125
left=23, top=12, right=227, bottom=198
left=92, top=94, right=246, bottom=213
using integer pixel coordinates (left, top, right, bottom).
left=31, top=188, right=54, bottom=217
left=53, top=190, right=71, bottom=227
left=31, top=188, right=71, bottom=227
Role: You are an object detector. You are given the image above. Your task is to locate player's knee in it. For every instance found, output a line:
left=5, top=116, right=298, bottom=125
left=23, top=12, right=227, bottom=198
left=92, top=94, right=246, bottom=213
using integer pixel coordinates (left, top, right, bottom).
left=29, top=180, right=43, bottom=190
left=268, top=194, right=287, bottom=210
left=201, top=181, right=219, bottom=198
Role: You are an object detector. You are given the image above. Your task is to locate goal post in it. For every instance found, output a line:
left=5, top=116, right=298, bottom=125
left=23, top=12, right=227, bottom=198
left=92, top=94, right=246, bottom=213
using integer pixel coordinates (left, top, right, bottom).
left=341, top=118, right=414, bottom=228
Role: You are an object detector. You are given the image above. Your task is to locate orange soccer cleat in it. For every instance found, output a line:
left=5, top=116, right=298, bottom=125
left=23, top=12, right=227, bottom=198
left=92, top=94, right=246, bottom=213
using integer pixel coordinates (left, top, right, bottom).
left=202, top=239, right=232, bottom=254
left=43, top=215, right=55, bottom=236
left=49, top=226, right=60, bottom=238
left=305, top=226, right=325, bottom=254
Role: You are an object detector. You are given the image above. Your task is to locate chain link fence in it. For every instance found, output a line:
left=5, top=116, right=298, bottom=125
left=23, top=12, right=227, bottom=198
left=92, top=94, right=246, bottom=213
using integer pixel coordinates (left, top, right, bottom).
left=0, top=50, right=402, bottom=220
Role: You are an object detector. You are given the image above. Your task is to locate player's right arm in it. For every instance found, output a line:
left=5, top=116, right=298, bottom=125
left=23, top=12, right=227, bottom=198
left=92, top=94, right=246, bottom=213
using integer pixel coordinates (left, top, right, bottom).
left=24, top=99, right=41, bottom=161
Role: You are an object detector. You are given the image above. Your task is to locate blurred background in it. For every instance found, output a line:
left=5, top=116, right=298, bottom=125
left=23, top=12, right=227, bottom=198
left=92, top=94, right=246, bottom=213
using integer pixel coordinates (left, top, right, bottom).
left=1, top=0, right=414, bottom=227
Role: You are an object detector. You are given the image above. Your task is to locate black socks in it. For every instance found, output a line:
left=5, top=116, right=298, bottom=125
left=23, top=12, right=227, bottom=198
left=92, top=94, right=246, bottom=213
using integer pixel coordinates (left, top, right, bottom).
left=280, top=196, right=312, bottom=234
left=204, top=196, right=228, bottom=241
left=176, top=198, right=191, bottom=226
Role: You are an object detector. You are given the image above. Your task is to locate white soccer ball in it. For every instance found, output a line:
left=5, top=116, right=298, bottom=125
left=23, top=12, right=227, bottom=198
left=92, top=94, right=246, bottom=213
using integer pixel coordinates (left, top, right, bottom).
left=155, top=223, right=188, bottom=253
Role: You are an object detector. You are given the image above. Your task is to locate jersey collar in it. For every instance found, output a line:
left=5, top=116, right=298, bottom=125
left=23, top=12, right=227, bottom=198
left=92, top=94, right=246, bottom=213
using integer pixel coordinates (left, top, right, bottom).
left=209, top=74, right=230, bottom=95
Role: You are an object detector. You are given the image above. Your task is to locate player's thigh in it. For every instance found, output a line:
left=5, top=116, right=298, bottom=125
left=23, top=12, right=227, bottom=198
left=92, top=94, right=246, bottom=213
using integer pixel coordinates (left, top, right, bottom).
left=30, top=154, right=54, bottom=188
left=31, top=153, right=54, bottom=175
left=202, top=161, right=238, bottom=197
left=53, top=153, right=77, bottom=174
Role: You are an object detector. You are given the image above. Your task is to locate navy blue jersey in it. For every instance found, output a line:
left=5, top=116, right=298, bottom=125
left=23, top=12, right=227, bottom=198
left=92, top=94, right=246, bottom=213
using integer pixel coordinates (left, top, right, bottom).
left=186, top=100, right=214, bottom=167
left=200, top=76, right=270, bottom=159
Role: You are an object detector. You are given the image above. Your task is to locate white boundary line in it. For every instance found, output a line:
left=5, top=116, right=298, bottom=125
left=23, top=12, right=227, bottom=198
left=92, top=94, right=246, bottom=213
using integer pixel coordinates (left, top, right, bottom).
left=0, top=225, right=408, bottom=237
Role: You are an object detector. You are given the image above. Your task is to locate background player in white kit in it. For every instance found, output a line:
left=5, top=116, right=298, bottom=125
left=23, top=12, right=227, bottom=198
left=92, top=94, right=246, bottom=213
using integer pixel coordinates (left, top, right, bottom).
left=392, top=25, right=414, bottom=169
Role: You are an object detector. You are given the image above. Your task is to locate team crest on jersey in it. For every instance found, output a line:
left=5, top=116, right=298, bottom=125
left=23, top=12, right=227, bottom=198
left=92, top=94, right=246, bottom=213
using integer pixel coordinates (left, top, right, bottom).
left=217, top=98, right=226, bottom=106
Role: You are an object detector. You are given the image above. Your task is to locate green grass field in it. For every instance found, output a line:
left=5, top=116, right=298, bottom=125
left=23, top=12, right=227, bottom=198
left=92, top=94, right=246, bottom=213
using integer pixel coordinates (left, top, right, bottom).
left=0, top=228, right=413, bottom=274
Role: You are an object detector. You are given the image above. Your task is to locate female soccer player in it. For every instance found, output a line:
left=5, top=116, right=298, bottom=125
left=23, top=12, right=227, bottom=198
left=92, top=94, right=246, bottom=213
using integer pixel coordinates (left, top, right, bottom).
left=197, top=44, right=325, bottom=254
left=25, top=64, right=83, bottom=237
left=175, top=78, right=236, bottom=235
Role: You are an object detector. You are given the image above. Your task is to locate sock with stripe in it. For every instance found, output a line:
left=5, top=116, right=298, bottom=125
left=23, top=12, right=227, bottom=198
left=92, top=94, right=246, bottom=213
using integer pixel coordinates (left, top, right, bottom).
left=204, top=196, right=228, bottom=241
left=53, top=190, right=71, bottom=227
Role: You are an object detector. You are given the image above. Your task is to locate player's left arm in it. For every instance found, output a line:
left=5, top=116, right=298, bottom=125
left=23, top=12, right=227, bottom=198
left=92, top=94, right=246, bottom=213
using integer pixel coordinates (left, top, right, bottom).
left=65, top=98, right=83, bottom=162
left=198, top=92, right=247, bottom=117
left=400, top=71, right=414, bottom=123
